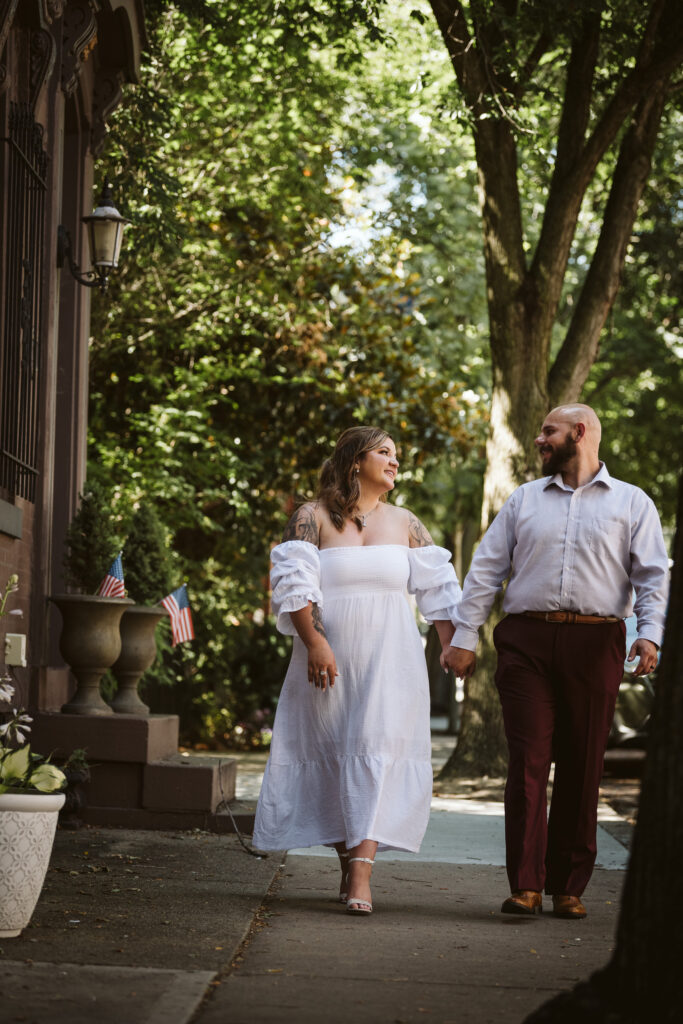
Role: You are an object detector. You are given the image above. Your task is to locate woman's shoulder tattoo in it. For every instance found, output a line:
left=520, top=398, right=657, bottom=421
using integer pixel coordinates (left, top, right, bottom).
left=408, top=510, right=433, bottom=548
left=282, top=503, right=320, bottom=544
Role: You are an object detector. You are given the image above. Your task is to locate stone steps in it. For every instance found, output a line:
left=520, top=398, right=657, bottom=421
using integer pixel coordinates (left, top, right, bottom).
left=31, top=713, right=253, bottom=833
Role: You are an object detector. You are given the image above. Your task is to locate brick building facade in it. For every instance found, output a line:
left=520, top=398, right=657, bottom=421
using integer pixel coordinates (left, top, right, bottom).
left=0, top=0, right=146, bottom=714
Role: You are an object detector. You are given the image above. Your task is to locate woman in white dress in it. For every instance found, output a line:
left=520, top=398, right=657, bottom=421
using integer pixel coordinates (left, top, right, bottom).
left=253, top=426, right=462, bottom=914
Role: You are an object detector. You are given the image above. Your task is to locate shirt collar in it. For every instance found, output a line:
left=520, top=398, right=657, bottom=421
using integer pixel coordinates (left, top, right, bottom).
left=543, top=461, right=612, bottom=492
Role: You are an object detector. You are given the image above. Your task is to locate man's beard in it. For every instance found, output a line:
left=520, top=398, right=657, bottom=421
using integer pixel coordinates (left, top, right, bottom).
left=541, top=434, right=577, bottom=475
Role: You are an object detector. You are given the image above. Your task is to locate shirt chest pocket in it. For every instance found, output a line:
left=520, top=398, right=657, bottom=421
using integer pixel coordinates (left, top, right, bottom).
left=588, top=516, right=629, bottom=554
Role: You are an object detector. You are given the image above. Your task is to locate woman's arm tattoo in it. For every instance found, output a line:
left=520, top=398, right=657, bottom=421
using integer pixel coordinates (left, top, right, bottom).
left=408, top=511, right=433, bottom=548
left=311, top=603, right=327, bottom=638
left=282, top=504, right=320, bottom=544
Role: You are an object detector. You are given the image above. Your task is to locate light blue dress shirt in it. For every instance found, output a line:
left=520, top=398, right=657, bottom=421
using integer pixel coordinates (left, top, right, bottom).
left=451, top=463, right=669, bottom=652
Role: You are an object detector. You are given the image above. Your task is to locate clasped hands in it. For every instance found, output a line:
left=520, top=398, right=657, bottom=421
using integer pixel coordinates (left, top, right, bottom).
left=440, top=644, right=476, bottom=679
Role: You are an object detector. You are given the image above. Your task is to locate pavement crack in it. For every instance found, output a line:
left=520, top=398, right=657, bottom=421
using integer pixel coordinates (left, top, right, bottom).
left=187, top=853, right=287, bottom=1022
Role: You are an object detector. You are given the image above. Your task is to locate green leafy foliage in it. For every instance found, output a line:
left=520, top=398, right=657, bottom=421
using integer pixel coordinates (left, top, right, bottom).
left=0, top=745, right=66, bottom=794
left=89, top=2, right=484, bottom=741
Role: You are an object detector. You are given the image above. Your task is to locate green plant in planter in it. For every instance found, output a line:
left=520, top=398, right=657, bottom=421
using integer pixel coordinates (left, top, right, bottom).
left=0, top=743, right=66, bottom=793
left=64, top=480, right=123, bottom=593
left=122, top=504, right=173, bottom=603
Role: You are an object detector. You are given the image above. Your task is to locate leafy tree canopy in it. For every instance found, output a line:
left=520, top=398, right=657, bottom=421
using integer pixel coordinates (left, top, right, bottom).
left=90, top=1, right=484, bottom=739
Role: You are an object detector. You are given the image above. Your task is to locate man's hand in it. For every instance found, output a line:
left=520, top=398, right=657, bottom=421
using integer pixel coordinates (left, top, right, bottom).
left=441, top=645, right=476, bottom=678
left=626, top=638, right=658, bottom=677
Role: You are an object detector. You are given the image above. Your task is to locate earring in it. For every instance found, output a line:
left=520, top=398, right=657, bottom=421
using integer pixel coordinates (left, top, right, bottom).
left=355, top=468, right=359, bottom=475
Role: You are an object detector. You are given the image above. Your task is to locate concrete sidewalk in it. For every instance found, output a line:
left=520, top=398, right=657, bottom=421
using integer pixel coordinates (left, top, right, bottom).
left=203, top=790, right=629, bottom=1024
left=0, top=736, right=635, bottom=1024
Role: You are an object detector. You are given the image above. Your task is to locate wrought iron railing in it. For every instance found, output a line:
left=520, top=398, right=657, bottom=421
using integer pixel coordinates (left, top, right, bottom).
left=0, top=102, right=48, bottom=503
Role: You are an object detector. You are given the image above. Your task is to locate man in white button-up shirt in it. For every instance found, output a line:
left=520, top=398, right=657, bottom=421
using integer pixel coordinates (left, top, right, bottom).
left=443, top=404, right=669, bottom=920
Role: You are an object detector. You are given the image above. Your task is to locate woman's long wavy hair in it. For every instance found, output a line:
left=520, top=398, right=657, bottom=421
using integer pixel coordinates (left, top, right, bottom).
left=318, top=426, right=391, bottom=532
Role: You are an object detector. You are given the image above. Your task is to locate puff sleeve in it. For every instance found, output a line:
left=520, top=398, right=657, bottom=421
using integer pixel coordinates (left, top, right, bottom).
left=270, top=541, right=323, bottom=636
left=407, top=545, right=462, bottom=624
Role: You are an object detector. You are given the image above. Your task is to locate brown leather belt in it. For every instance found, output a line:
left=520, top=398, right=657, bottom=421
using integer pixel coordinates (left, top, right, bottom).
left=521, top=611, right=621, bottom=624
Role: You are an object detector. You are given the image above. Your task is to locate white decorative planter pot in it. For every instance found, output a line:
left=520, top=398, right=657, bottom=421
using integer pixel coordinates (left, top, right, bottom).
left=0, top=791, right=66, bottom=937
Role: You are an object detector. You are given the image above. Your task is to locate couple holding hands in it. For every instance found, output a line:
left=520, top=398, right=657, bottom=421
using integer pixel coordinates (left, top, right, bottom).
left=253, top=409, right=668, bottom=919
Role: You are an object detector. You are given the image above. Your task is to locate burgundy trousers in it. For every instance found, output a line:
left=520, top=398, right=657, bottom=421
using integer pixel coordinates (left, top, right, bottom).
left=493, top=614, right=626, bottom=896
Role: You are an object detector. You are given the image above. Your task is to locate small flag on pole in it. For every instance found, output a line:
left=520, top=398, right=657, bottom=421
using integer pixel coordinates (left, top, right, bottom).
left=161, top=584, right=195, bottom=646
left=96, top=554, right=125, bottom=598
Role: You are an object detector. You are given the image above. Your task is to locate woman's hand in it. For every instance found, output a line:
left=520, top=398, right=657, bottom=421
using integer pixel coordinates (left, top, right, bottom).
left=289, top=602, right=338, bottom=690
left=306, top=638, right=338, bottom=691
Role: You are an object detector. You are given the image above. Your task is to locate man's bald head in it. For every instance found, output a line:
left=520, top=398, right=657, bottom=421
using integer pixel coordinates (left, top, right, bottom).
left=535, top=404, right=603, bottom=482
left=548, top=404, right=601, bottom=450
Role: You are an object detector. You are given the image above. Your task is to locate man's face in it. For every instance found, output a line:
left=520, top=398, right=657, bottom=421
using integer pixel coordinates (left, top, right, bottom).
left=534, top=416, right=578, bottom=475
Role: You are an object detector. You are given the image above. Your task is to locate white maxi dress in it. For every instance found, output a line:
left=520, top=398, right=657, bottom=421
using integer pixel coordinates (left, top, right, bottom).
left=252, top=541, right=461, bottom=853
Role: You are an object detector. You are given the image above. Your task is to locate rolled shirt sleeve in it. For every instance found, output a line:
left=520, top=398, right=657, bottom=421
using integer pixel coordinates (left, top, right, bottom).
left=629, top=492, right=669, bottom=648
left=270, top=541, right=322, bottom=636
left=407, top=545, right=462, bottom=624
left=450, top=495, right=518, bottom=651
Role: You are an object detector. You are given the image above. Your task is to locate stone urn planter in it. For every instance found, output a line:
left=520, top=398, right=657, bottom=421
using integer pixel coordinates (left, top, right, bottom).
left=50, top=594, right=134, bottom=715
left=109, top=605, right=168, bottom=715
left=0, top=791, right=66, bottom=937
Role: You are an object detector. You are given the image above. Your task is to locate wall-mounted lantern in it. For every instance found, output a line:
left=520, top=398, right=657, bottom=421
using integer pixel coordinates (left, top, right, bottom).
left=57, top=182, right=130, bottom=294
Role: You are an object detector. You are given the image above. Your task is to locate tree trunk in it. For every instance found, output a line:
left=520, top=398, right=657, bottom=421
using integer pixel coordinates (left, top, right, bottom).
left=522, top=474, right=682, bottom=1023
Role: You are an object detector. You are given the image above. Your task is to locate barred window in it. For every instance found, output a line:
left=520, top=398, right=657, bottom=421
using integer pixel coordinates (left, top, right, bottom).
left=0, top=103, right=48, bottom=503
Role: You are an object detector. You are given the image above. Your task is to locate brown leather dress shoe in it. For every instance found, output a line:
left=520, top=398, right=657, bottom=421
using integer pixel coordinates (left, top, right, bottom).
left=501, top=890, right=542, bottom=915
left=552, top=895, right=587, bottom=918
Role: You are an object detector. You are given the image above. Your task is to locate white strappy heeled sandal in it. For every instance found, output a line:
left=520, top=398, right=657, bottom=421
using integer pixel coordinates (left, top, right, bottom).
left=346, top=857, right=374, bottom=915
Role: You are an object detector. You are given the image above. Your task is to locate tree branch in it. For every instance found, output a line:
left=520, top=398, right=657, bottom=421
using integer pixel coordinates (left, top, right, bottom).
left=549, top=87, right=668, bottom=406
left=554, top=8, right=603, bottom=173
left=429, top=0, right=486, bottom=109
left=522, top=8, right=603, bottom=356
left=429, top=1, right=526, bottom=285
left=579, top=0, right=683, bottom=185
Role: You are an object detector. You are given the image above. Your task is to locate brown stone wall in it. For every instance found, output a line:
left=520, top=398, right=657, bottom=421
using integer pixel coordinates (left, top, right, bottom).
left=0, top=0, right=146, bottom=716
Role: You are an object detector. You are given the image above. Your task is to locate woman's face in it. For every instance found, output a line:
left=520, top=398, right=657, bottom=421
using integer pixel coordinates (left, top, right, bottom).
left=358, top=437, right=399, bottom=493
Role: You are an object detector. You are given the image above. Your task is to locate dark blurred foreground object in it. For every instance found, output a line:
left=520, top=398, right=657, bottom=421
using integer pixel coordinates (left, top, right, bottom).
left=524, top=474, right=683, bottom=1023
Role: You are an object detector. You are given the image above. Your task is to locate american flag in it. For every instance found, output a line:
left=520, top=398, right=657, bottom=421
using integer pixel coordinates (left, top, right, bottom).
left=161, top=584, right=195, bottom=646
left=96, top=554, right=126, bottom=598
